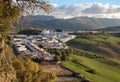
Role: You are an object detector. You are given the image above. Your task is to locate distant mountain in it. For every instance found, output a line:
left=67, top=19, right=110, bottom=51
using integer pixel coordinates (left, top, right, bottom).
left=98, top=26, right=120, bottom=31
left=15, top=15, right=120, bottom=30
left=32, top=15, right=56, bottom=20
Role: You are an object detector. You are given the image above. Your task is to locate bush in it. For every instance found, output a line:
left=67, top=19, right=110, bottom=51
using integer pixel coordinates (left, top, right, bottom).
left=86, top=69, right=96, bottom=74
left=0, top=35, right=3, bottom=42
left=39, top=44, right=44, bottom=48
left=6, top=40, right=12, bottom=47
left=81, top=79, right=91, bottom=82
left=54, top=55, right=61, bottom=62
left=33, top=58, right=44, bottom=63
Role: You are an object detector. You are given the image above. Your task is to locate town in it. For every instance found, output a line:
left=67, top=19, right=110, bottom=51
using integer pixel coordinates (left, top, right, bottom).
left=12, top=29, right=76, bottom=61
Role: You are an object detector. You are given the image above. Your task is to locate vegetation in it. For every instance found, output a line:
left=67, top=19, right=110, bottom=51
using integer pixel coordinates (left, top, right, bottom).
left=0, top=0, right=20, bottom=32
left=67, top=34, right=120, bottom=59
left=68, top=38, right=98, bottom=45
left=67, top=34, right=120, bottom=46
left=64, top=34, right=120, bottom=82
left=0, top=35, right=57, bottom=82
left=62, top=55, right=120, bottom=82
left=0, top=0, right=55, bottom=82
left=54, top=55, right=61, bottom=62
left=18, top=29, right=41, bottom=35
left=0, top=0, right=52, bottom=31
left=12, top=56, right=56, bottom=82
left=66, top=47, right=120, bottom=67
left=95, top=35, right=120, bottom=42
left=1, top=0, right=120, bottom=82
left=45, top=46, right=120, bottom=66
left=44, top=48, right=71, bottom=62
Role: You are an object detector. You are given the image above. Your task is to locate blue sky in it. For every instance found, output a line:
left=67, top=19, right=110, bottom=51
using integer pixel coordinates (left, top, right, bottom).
left=48, top=0, right=120, bottom=6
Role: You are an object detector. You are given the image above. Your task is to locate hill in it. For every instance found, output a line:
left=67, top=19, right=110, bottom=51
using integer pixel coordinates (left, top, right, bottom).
left=25, top=16, right=120, bottom=30
left=67, top=35, right=120, bottom=59
left=64, top=34, right=120, bottom=82
left=62, top=55, right=120, bottom=82
left=32, top=15, right=56, bottom=20
left=99, top=26, right=120, bottom=31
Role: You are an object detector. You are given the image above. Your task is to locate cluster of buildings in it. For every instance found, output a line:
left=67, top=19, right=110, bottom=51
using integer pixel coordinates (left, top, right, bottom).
left=12, top=35, right=53, bottom=61
left=12, top=30, right=76, bottom=61
left=40, top=30, right=76, bottom=49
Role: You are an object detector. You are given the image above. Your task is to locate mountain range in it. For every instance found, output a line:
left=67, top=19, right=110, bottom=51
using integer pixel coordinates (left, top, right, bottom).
left=15, top=15, right=120, bottom=31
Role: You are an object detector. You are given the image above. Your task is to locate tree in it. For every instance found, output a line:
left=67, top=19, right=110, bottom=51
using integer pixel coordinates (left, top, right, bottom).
left=0, top=1, right=54, bottom=82
left=0, top=0, right=20, bottom=32
left=39, top=44, right=44, bottom=48
left=13, top=55, right=55, bottom=82
left=0, top=0, right=52, bottom=32
left=61, top=54, right=67, bottom=61
left=54, top=55, right=61, bottom=62
left=48, top=72, right=57, bottom=82
left=0, top=0, right=52, bottom=64
left=25, top=58, right=39, bottom=73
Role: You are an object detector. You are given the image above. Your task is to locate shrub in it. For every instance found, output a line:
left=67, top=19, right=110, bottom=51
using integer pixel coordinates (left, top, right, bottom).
left=54, top=55, right=61, bottom=62
left=81, top=79, right=91, bottom=82
left=0, top=35, right=3, bottom=42
left=6, top=40, right=12, bottom=47
left=86, top=69, right=96, bottom=74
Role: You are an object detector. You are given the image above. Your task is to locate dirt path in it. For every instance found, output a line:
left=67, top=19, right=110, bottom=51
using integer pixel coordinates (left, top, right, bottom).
left=39, top=64, right=80, bottom=82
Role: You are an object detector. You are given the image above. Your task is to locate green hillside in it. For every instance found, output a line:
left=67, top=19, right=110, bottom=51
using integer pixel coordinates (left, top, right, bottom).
left=64, top=34, right=120, bottom=82
left=67, top=35, right=120, bottom=59
left=62, top=55, right=120, bottom=82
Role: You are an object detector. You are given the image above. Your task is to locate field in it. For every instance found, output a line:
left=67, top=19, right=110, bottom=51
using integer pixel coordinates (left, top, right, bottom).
left=67, top=35, right=120, bottom=45
left=64, top=34, right=120, bottom=82
left=62, top=55, right=120, bottom=82
left=67, top=35, right=120, bottom=59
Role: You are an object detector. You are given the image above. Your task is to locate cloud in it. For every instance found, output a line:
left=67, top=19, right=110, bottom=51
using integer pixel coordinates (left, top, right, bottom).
left=49, top=2, right=120, bottom=19
left=82, top=3, right=108, bottom=14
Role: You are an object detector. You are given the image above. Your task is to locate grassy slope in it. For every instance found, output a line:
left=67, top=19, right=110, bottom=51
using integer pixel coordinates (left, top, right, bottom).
left=62, top=55, right=120, bottom=82
left=67, top=35, right=120, bottom=46
left=65, top=35, right=120, bottom=82
left=68, top=38, right=98, bottom=45
left=67, top=35, right=120, bottom=59
left=95, top=35, right=120, bottom=42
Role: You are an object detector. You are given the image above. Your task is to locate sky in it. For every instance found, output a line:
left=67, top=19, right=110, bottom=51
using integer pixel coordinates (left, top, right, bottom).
left=48, top=0, right=120, bottom=6
left=44, top=0, right=120, bottom=19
